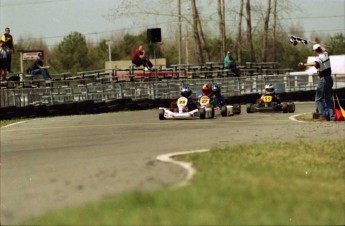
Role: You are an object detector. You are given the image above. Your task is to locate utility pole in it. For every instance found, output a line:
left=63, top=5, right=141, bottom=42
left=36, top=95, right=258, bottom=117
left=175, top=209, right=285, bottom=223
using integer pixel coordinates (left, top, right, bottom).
left=106, top=40, right=112, bottom=69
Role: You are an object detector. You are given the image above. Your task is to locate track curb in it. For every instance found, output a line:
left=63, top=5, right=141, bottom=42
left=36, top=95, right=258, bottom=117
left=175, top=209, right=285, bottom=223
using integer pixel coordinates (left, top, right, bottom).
left=289, top=113, right=308, bottom=123
left=156, top=149, right=210, bottom=187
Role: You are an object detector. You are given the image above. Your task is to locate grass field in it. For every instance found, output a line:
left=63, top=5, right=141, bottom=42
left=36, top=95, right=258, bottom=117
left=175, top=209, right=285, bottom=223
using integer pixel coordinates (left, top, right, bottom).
left=22, top=140, right=345, bottom=225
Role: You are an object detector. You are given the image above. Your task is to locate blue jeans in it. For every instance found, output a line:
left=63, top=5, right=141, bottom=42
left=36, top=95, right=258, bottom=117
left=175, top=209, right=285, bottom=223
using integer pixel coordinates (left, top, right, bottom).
left=31, top=69, right=51, bottom=80
left=315, top=76, right=334, bottom=118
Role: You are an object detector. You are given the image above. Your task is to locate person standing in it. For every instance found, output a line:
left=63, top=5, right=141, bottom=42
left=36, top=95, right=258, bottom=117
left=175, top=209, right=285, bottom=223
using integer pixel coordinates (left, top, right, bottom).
left=1, top=27, right=14, bottom=73
left=298, top=44, right=334, bottom=120
left=30, top=53, right=52, bottom=80
left=131, top=45, right=153, bottom=71
left=224, top=50, right=241, bottom=76
left=0, top=40, right=9, bottom=81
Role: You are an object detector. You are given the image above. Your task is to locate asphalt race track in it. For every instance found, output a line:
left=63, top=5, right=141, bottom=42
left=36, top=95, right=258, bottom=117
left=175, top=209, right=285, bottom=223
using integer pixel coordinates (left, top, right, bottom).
left=1, top=102, right=345, bottom=224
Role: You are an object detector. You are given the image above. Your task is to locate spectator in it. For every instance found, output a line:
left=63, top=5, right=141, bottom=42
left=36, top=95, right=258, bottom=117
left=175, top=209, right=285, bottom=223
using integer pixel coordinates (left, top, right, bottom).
left=298, top=44, right=334, bottom=121
left=30, top=53, right=52, bottom=81
left=131, top=45, right=153, bottom=71
left=0, top=40, right=9, bottom=81
left=1, top=27, right=14, bottom=73
left=224, top=50, right=241, bottom=77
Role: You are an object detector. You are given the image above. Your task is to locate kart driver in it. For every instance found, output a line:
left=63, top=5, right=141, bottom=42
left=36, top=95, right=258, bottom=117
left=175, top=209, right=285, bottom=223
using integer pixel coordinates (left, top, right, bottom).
left=181, top=86, right=197, bottom=110
left=258, top=83, right=281, bottom=104
left=200, top=83, right=213, bottom=98
left=170, top=86, right=197, bottom=111
left=212, top=83, right=226, bottom=107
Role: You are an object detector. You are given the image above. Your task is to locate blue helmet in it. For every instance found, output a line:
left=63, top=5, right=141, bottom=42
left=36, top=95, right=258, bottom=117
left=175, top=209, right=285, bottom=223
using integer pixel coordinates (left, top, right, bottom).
left=181, top=86, right=192, bottom=98
left=212, top=83, right=221, bottom=95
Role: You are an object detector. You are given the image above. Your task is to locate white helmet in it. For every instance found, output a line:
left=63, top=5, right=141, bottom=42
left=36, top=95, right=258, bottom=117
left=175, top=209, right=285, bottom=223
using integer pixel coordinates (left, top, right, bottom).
left=265, top=83, right=274, bottom=94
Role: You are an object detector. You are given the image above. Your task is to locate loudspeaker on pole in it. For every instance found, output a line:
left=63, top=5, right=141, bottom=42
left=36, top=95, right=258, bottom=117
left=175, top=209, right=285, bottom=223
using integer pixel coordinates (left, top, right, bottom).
left=147, top=28, right=161, bottom=43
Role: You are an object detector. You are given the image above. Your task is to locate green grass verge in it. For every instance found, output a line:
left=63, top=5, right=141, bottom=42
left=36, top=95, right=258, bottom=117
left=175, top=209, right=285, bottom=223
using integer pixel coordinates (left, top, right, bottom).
left=0, top=118, right=28, bottom=127
left=23, top=140, right=345, bottom=225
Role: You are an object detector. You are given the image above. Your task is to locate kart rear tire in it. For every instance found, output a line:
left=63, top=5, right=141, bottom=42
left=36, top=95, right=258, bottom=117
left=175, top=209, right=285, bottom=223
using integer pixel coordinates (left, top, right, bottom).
left=199, top=108, right=206, bottom=119
left=288, top=102, right=295, bottom=113
left=221, top=106, right=227, bottom=117
left=246, top=104, right=253, bottom=113
left=282, top=102, right=288, bottom=113
left=159, top=109, right=165, bottom=120
left=234, top=104, right=241, bottom=114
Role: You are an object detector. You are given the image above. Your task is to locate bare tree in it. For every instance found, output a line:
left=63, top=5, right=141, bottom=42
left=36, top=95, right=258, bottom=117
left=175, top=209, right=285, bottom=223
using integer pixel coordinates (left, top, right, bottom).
left=246, top=0, right=255, bottom=62
left=191, top=0, right=209, bottom=63
left=191, top=0, right=204, bottom=63
left=218, top=0, right=226, bottom=58
left=262, top=0, right=271, bottom=62
left=273, top=0, right=277, bottom=61
left=236, top=0, right=244, bottom=64
left=178, top=0, right=182, bottom=64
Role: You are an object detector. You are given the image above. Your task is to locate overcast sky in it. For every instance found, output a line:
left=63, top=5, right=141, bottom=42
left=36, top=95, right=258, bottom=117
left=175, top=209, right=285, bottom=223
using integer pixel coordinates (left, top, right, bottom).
left=0, top=0, right=344, bottom=47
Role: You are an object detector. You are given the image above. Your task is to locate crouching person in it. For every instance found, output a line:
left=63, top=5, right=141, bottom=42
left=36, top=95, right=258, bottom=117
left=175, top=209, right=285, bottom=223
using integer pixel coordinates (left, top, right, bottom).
left=30, top=53, right=52, bottom=81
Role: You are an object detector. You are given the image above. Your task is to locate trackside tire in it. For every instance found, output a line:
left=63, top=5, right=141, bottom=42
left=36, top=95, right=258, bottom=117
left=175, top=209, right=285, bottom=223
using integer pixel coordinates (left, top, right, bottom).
left=159, top=109, right=165, bottom=120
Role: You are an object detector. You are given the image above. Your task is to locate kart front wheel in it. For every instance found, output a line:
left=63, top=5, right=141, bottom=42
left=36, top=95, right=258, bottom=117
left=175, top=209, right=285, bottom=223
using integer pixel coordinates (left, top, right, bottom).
left=159, top=109, right=165, bottom=120
left=287, top=102, right=295, bottom=113
left=199, top=108, right=206, bottom=119
left=221, top=106, right=227, bottom=117
left=246, top=104, right=254, bottom=113
left=282, top=102, right=288, bottom=113
left=234, top=104, right=241, bottom=114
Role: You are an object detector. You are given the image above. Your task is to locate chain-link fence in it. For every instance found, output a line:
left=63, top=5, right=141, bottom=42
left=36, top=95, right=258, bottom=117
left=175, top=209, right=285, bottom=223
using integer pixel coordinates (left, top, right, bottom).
left=1, top=74, right=344, bottom=107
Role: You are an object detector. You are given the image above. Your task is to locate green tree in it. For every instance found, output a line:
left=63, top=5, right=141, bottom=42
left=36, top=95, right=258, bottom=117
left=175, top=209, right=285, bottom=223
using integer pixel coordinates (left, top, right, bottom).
left=51, top=32, right=90, bottom=74
left=88, top=40, right=109, bottom=70
left=326, top=33, right=345, bottom=55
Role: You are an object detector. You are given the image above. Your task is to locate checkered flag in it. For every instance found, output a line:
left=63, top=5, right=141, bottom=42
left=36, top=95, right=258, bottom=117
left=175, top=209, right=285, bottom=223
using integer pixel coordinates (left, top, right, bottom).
left=289, top=34, right=311, bottom=46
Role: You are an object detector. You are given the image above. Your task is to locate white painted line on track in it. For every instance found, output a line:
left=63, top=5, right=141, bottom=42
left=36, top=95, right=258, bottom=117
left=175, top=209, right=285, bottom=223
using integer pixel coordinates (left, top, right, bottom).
left=2, top=120, right=28, bottom=128
left=289, top=113, right=307, bottom=123
left=157, top=149, right=210, bottom=187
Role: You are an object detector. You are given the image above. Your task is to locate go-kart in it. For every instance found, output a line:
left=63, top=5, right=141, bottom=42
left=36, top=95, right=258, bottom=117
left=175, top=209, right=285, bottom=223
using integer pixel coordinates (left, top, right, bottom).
left=198, top=96, right=215, bottom=119
left=246, top=94, right=295, bottom=113
left=159, top=96, right=199, bottom=120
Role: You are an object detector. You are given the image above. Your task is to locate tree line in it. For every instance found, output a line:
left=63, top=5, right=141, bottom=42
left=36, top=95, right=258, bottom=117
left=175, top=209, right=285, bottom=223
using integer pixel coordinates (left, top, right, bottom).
left=9, top=0, right=345, bottom=75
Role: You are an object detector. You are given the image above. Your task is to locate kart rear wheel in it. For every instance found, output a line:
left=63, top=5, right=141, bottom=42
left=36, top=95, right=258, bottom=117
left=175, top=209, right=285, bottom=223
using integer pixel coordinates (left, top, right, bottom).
left=159, top=109, right=165, bottom=120
left=282, top=102, right=288, bottom=113
left=246, top=104, right=253, bottom=113
left=199, top=108, right=206, bottom=119
left=221, top=106, right=227, bottom=117
left=234, top=104, right=241, bottom=114
left=288, top=102, right=295, bottom=113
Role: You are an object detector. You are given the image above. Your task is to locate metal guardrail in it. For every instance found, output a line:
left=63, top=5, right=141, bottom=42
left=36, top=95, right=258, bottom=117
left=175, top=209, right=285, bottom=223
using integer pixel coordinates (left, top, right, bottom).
left=1, top=74, right=344, bottom=108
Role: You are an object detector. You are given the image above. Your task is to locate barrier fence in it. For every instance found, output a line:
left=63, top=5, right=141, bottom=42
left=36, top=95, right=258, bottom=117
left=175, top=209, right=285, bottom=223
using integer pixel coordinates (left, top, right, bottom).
left=1, top=74, right=345, bottom=108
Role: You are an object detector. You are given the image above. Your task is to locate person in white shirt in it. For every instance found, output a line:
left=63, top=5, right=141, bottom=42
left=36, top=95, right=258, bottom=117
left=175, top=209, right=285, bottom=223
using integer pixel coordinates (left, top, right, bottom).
left=299, top=44, right=334, bottom=120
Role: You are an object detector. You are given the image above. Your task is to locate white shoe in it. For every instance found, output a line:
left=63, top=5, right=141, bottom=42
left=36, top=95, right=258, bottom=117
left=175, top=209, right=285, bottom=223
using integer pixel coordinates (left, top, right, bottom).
left=144, top=67, right=149, bottom=71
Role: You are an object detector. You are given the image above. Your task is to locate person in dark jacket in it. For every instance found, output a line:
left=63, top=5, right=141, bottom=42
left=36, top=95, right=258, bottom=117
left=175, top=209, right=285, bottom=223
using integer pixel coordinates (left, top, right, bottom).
left=30, top=53, right=52, bottom=80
